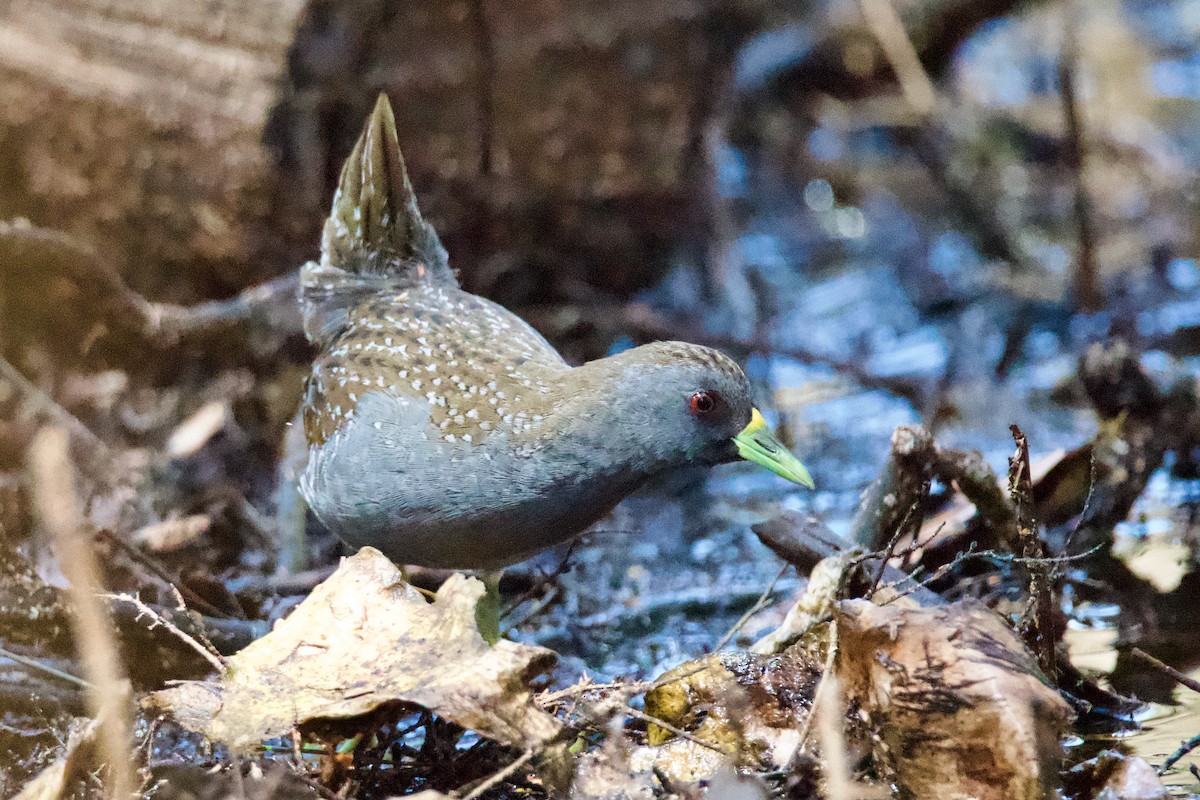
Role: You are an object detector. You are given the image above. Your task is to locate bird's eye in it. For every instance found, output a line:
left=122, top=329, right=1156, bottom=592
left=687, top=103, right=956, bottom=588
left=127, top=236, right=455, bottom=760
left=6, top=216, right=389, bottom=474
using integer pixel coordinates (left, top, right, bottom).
left=688, top=391, right=716, bottom=415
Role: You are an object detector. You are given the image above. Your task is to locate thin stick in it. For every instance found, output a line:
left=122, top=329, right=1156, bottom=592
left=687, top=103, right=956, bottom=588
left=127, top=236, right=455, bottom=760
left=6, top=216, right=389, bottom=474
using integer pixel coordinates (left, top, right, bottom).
left=1130, top=649, right=1200, bottom=696
left=458, top=748, right=535, bottom=800
left=867, top=483, right=928, bottom=598
left=106, top=593, right=226, bottom=672
left=814, top=673, right=852, bottom=800
left=502, top=586, right=560, bottom=631
left=29, top=427, right=136, bottom=800
left=796, top=629, right=840, bottom=752
left=1, top=356, right=110, bottom=458
left=1009, top=425, right=1057, bottom=678
left=1160, top=731, right=1200, bottom=775
left=502, top=541, right=577, bottom=620
left=624, top=707, right=734, bottom=757
left=1057, top=0, right=1103, bottom=312
left=537, top=663, right=711, bottom=709
left=859, top=0, right=936, bottom=116
left=96, top=529, right=231, bottom=619
left=0, top=644, right=90, bottom=689
left=715, top=564, right=789, bottom=652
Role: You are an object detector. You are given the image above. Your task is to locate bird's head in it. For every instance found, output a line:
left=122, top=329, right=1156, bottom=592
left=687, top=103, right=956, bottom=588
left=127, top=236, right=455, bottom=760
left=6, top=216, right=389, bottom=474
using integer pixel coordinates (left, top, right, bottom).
left=570, top=342, right=814, bottom=487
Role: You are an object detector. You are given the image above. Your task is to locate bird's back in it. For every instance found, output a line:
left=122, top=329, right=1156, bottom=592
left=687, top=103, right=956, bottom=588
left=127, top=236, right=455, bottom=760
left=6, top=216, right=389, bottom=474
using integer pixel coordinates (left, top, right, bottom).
left=303, top=284, right=567, bottom=448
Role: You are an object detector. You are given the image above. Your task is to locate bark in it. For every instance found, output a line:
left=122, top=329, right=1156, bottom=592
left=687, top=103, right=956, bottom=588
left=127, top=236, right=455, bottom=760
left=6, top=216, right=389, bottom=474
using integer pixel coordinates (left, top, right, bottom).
left=0, top=0, right=309, bottom=300
left=0, top=0, right=1044, bottom=319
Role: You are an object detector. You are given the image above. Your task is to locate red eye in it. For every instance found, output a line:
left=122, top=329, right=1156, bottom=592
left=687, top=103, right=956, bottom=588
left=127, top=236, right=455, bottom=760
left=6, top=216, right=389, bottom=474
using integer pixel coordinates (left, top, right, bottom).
left=688, top=391, right=716, bottom=415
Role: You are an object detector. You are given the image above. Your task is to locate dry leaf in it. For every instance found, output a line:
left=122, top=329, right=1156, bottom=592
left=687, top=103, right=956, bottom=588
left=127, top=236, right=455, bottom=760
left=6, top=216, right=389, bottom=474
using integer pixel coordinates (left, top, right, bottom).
left=834, top=599, right=1073, bottom=800
left=146, top=548, right=561, bottom=752
left=751, top=552, right=853, bottom=655
left=166, top=401, right=228, bottom=457
left=131, top=514, right=210, bottom=552
left=570, top=719, right=657, bottom=800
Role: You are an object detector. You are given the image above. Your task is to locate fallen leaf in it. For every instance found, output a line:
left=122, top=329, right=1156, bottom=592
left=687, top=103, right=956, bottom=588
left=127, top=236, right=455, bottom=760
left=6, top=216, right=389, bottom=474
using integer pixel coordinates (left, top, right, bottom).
left=571, top=720, right=657, bottom=800
left=834, top=598, right=1073, bottom=800
left=166, top=401, right=227, bottom=457
left=146, top=548, right=561, bottom=753
left=131, top=514, right=210, bottom=552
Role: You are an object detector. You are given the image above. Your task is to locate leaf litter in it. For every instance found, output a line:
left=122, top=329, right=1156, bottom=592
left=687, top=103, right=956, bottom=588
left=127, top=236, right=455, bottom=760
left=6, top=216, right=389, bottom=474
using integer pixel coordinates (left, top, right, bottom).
left=146, top=547, right=562, bottom=754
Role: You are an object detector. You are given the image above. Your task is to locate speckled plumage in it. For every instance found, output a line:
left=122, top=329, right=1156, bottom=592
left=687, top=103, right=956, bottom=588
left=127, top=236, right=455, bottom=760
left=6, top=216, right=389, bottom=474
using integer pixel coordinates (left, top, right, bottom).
left=298, top=95, right=797, bottom=569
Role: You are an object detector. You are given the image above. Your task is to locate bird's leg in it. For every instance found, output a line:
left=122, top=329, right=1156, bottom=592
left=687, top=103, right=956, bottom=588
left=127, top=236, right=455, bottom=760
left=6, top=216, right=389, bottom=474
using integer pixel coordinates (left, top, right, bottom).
left=475, top=568, right=504, bottom=645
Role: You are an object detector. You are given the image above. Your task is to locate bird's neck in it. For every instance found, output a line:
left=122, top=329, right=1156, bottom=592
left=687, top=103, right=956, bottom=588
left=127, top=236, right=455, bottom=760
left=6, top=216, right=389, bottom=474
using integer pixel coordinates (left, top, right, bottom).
left=536, top=356, right=680, bottom=482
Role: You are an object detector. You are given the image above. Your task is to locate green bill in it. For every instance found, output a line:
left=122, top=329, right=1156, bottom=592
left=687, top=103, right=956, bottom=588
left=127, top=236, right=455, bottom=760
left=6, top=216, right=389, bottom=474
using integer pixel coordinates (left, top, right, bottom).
left=733, top=408, right=815, bottom=488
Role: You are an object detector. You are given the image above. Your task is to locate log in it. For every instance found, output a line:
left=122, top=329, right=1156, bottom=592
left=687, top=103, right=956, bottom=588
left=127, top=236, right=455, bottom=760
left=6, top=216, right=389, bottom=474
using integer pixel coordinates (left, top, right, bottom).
left=0, top=0, right=310, bottom=302
left=0, top=0, right=1043, bottom=318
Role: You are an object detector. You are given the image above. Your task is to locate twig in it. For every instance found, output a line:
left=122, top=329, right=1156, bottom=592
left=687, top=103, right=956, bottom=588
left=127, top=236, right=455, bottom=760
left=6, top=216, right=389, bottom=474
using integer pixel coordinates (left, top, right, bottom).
left=795, top=627, right=840, bottom=752
left=814, top=673, right=853, bottom=800
left=0, top=356, right=111, bottom=459
left=0, top=644, right=90, bottom=689
left=96, top=529, right=231, bottom=619
left=538, top=663, right=712, bottom=710
left=502, top=586, right=560, bottom=631
left=624, top=707, right=734, bottom=757
left=882, top=543, right=982, bottom=605
left=1057, top=0, right=1103, bottom=313
left=106, top=593, right=226, bottom=673
left=859, top=0, right=936, bottom=116
left=1009, top=425, right=1058, bottom=678
left=867, top=483, right=928, bottom=598
left=1130, top=648, right=1200, bottom=696
left=29, top=427, right=136, bottom=800
left=714, top=564, right=789, bottom=652
left=457, top=748, right=535, bottom=800
left=0, top=221, right=302, bottom=341
left=1160, top=732, right=1200, bottom=775
left=502, top=541, right=577, bottom=620
left=752, top=510, right=945, bottom=607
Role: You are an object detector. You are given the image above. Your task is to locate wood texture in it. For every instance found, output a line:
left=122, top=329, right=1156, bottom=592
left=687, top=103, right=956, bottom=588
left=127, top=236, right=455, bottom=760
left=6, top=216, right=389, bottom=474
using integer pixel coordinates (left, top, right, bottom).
left=0, top=0, right=308, bottom=298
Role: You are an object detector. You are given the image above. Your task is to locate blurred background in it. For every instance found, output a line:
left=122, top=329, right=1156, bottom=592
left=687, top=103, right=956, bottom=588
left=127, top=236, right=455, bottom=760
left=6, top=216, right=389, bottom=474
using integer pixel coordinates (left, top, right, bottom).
left=5, top=0, right=1200, bottom=793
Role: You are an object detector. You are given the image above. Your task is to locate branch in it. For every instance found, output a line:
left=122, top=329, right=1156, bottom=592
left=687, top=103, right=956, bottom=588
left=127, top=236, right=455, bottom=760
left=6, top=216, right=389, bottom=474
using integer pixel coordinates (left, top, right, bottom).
left=1056, top=0, right=1103, bottom=312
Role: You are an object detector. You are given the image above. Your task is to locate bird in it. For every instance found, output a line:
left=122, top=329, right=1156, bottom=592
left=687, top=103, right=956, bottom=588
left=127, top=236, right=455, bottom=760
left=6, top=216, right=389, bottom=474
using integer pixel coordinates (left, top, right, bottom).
left=298, top=94, right=813, bottom=574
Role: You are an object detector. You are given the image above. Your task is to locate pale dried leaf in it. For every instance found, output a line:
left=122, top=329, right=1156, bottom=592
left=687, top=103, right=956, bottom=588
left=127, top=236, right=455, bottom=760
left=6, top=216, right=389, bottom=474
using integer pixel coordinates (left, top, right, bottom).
left=166, top=401, right=227, bottom=457
left=131, top=514, right=210, bottom=552
left=703, top=764, right=769, bottom=800
left=834, top=599, right=1073, bottom=800
left=146, top=548, right=561, bottom=752
left=751, top=552, right=852, bottom=655
left=571, top=720, right=656, bottom=800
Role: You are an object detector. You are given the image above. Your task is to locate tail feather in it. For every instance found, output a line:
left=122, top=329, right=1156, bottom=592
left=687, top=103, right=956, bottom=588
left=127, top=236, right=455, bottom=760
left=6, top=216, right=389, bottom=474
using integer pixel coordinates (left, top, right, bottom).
left=301, top=94, right=455, bottom=346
